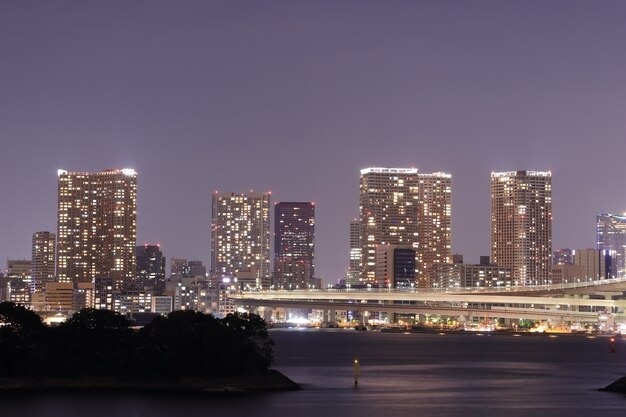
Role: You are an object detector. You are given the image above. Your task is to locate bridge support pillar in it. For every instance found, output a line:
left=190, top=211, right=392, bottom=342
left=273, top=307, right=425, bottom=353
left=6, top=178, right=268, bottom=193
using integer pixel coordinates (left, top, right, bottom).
left=597, top=292, right=621, bottom=300
left=327, top=309, right=336, bottom=325
left=262, top=307, right=273, bottom=323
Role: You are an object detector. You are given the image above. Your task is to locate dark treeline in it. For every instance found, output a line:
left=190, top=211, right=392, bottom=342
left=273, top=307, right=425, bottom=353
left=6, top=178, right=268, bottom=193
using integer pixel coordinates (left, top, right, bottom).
left=0, top=302, right=273, bottom=378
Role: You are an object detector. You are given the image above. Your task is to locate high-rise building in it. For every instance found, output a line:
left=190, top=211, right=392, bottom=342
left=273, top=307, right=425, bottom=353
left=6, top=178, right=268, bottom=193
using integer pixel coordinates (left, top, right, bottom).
left=32, top=231, right=56, bottom=293
left=359, top=167, right=451, bottom=284
left=490, top=170, right=552, bottom=285
left=136, top=244, right=166, bottom=286
left=56, top=169, right=137, bottom=288
left=597, top=212, right=626, bottom=278
left=211, top=191, right=271, bottom=289
left=273, top=202, right=315, bottom=289
left=347, top=219, right=361, bottom=285
left=415, top=173, right=452, bottom=283
left=573, top=248, right=615, bottom=281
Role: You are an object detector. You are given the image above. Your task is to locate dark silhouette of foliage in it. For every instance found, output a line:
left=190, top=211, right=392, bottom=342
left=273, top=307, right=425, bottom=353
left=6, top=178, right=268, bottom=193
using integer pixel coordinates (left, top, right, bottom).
left=0, top=303, right=46, bottom=376
left=47, top=309, right=134, bottom=377
left=0, top=303, right=273, bottom=379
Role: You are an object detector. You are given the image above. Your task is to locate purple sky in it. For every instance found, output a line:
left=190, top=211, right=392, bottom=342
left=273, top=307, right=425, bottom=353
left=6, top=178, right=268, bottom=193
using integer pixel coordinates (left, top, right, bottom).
left=2, top=1, right=626, bottom=284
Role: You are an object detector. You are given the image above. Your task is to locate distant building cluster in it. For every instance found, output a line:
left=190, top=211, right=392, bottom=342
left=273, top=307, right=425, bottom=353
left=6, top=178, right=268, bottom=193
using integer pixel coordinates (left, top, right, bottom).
left=1, top=166, right=625, bottom=319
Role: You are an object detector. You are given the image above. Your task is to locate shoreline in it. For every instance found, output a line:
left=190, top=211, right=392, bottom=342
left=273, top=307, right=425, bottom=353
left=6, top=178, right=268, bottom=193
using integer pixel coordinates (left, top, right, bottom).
left=274, top=327, right=621, bottom=338
left=0, top=369, right=300, bottom=394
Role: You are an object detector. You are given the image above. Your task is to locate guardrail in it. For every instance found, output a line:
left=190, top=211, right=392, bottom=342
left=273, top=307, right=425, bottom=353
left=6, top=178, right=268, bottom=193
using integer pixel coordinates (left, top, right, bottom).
left=241, top=277, right=626, bottom=296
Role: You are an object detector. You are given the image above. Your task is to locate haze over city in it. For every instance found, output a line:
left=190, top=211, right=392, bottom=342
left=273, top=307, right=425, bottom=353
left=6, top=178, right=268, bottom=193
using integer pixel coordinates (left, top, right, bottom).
left=2, top=1, right=626, bottom=285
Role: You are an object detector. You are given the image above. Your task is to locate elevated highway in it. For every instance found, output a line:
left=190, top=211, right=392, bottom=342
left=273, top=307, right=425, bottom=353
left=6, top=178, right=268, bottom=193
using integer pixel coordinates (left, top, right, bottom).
left=230, top=278, right=626, bottom=323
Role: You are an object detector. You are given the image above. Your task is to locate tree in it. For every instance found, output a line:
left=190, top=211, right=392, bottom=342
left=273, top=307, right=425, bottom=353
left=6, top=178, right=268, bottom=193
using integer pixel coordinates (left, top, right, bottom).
left=0, top=302, right=46, bottom=376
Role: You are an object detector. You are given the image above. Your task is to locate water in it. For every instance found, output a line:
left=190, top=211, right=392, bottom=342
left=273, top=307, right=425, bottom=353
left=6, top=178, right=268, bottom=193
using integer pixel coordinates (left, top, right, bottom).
left=3, top=329, right=626, bottom=416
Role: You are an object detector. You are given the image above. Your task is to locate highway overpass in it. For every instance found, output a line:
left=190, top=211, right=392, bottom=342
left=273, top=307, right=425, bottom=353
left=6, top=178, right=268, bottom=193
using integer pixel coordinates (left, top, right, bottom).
left=230, top=278, right=626, bottom=323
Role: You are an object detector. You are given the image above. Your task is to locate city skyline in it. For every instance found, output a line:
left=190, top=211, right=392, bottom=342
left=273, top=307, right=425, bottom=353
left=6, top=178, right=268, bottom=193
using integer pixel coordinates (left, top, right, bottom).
left=3, top=1, right=626, bottom=284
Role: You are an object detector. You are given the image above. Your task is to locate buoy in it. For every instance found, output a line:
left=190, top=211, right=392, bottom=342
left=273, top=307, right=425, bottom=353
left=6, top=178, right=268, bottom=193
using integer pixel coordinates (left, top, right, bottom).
left=610, top=337, right=616, bottom=353
left=353, top=357, right=360, bottom=386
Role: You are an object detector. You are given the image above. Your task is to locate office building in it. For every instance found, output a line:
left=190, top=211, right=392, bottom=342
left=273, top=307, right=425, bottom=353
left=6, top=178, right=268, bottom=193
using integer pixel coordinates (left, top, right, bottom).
left=551, top=264, right=583, bottom=284
left=211, top=191, right=271, bottom=289
left=273, top=202, right=315, bottom=289
left=56, top=168, right=137, bottom=288
left=597, top=212, right=626, bottom=278
left=460, top=256, right=513, bottom=288
left=490, top=170, right=552, bottom=285
left=426, top=256, right=513, bottom=288
left=553, top=248, right=573, bottom=265
left=187, top=261, right=207, bottom=278
left=359, top=167, right=451, bottom=284
left=374, top=245, right=416, bottom=288
left=136, top=244, right=166, bottom=286
left=573, top=248, right=615, bottom=281
left=32, top=231, right=56, bottom=294
left=5, top=260, right=32, bottom=304
left=170, top=257, right=188, bottom=279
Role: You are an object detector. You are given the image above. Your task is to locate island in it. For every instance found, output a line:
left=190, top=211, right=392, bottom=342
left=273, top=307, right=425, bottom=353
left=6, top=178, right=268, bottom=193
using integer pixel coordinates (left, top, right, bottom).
left=0, top=302, right=299, bottom=392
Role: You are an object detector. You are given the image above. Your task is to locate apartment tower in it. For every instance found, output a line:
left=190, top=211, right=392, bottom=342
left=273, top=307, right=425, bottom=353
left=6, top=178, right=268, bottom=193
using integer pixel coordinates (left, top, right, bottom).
left=56, top=169, right=137, bottom=287
left=211, top=191, right=271, bottom=289
left=347, top=219, right=362, bottom=285
left=359, top=167, right=451, bottom=284
left=490, top=170, right=552, bottom=285
left=273, top=202, right=315, bottom=289
left=31, top=231, right=56, bottom=293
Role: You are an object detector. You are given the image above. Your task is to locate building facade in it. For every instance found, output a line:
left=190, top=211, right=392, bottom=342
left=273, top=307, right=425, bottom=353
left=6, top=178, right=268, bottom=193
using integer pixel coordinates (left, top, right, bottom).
left=426, top=257, right=512, bottom=288
left=414, top=172, right=452, bottom=283
left=211, top=192, right=271, bottom=289
left=170, top=257, right=188, bottom=280
left=5, top=260, right=32, bottom=304
left=273, top=202, right=315, bottom=289
left=32, top=231, right=56, bottom=294
left=56, top=169, right=137, bottom=288
left=490, top=171, right=552, bottom=285
left=136, top=244, right=166, bottom=287
left=359, top=167, right=451, bottom=285
left=374, top=245, right=416, bottom=288
left=347, top=219, right=362, bottom=285
left=573, top=248, right=615, bottom=281
left=597, top=212, right=626, bottom=278
left=553, top=248, right=574, bottom=265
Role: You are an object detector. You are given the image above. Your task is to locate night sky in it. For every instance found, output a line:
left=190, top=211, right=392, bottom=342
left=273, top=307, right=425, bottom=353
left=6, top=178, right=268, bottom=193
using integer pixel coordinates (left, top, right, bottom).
left=2, top=1, right=626, bottom=284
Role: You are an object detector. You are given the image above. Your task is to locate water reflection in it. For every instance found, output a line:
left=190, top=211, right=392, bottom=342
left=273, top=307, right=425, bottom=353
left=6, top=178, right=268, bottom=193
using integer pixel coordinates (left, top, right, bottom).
left=2, top=330, right=625, bottom=417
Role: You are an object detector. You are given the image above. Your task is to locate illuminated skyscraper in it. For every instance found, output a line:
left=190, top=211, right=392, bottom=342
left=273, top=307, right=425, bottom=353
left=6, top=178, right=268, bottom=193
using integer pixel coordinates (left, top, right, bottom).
left=32, top=231, right=56, bottom=293
left=415, top=172, right=452, bottom=284
left=56, top=169, right=137, bottom=288
left=347, top=219, right=361, bottom=284
left=490, top=171, right=552, bottom=285
left=273, top=202, right=315, bottom=289
left=597, top=212, right=626, bottom=278
left=211, top=192, right=271, bottom=289
left=359, top=167, right=451, bottom=284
